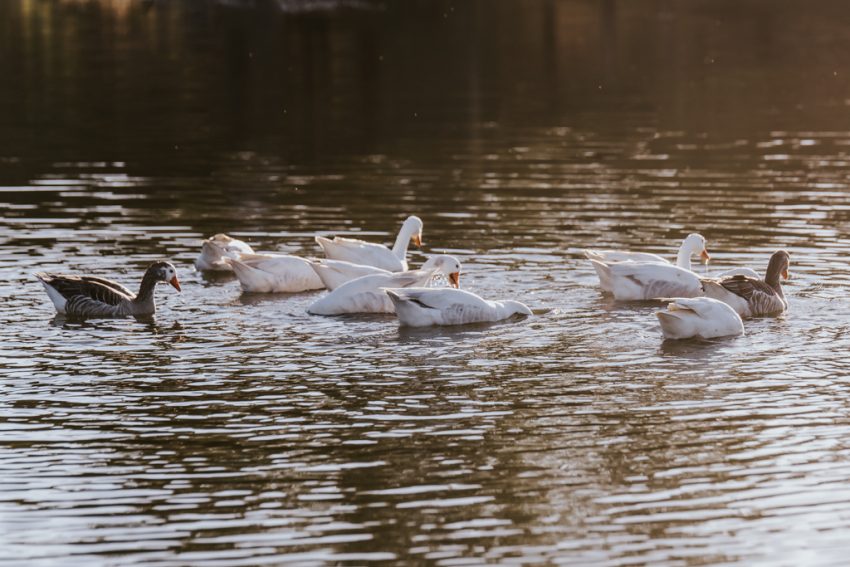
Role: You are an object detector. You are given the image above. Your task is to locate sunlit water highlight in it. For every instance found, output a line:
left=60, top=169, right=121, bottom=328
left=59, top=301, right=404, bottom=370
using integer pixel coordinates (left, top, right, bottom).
left=4, top=1, right=850, bottom=565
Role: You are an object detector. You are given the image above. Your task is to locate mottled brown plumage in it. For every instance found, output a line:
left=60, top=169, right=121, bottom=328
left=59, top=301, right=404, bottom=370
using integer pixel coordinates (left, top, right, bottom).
left=701, top=250, right=789, bottom=318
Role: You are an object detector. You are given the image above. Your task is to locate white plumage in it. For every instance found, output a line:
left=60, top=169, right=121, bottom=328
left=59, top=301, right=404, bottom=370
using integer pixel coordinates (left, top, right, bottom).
left=385, top=287, right=533, bottom=327
left=656, top=297, right=744, bottom=340
left=195, top=234, right=254, bottom=272
left=714, top=267, right=760, bottom=278
left=589, top=260, right=703, bottom=301
left=308, top=259, right=390, bottom=291
left=585, top=233, right=710, bottom=271
left=315, top=216, right=423, bottom=272
left=307, top=254, right=460, bottom=315
left=227, top=253, right=324, bottom=293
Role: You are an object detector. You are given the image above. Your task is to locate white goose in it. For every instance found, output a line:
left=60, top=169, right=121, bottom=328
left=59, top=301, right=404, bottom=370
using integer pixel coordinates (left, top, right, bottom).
left=585, top=233, right=710, bottom=269
left=307, top=255, right=460, bottom=315
left=385, top=288, right=532, bottom=327
left=195, top=234, right=254, bottom=272
left=315, top=215, right=423, bottom=272
left=656, top=297, right=744, bottom=340
left=309, top=259, right=390, bottom=291
left=589, top=260, right=703, bottom=301
left=227, top=253, right=324, bottom=293
left=587, top=234, right=710, bottom=296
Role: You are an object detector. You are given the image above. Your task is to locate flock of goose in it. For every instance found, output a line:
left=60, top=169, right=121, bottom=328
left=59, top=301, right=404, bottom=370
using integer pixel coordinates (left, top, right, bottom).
left=587, top=234, right=790, bottom=339
left=34, top=215, right=790, bottom=339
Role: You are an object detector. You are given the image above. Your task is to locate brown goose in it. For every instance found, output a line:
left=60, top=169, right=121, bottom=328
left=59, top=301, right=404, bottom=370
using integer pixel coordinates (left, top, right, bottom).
left=36, top=262, right=181, bottom=318
left=701, top=250, right=789, bottom=318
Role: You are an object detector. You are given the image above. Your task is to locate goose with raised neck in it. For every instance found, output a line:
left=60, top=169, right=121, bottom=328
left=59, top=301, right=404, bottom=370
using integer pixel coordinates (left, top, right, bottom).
left=315, top=215, right=424, bottom=272
left=700, top=250, right=790, bottom=317
left=36, top=262, right=181, bottom=318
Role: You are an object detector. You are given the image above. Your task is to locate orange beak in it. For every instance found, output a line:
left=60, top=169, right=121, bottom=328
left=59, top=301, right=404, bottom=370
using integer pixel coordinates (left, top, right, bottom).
left=700, top=249, right=711, bottom=263
left=170, top=275, right=181, bottom=292
left=412, top=234, right=422, bottom=248
left=448, top=272, right=460, bottom=288
left=782, top=269, right=789, bottom=280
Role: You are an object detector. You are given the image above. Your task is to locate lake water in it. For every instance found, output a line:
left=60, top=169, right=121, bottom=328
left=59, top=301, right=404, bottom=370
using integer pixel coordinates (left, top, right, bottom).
left=4, top=1, right=850, bottom=565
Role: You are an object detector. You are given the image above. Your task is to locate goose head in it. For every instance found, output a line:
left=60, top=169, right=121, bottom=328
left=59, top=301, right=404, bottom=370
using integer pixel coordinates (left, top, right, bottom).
left=683, top=233, right=710, bottom=263
left=148, top=261, right=182, bottom=291
left=420, top=254, right=462, bottom=288
left=199, top=234, right=249, bottom=266
left=199, top=238, right=227, bottom=261
left=209, top=233, right=235, bottom=245
left=766, top=249, right=791, bottom=283
left=504, top=300, right=533, bottom=317
left=403, top=216, right=424, bottom=247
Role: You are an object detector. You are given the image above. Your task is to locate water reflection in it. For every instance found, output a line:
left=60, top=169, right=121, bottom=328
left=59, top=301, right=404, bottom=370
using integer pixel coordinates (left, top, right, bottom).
left=4, top=0, right=850, bottom=565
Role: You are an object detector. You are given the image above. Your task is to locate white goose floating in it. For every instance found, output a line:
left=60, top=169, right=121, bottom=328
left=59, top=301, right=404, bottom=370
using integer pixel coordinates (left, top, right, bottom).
left=195, top=234, right=254, bottom=272
left=585, top=233, right=710, bottom=270
left=656, top=297, right=744, bottom=340
left=307, top=255, right=461, bottom=315
left=315, top=215, right=423, bottom=272
left=227, top=253, right=324, bottom=293
left=588, top=260, right=704, bottom=301
left=385, top=287, right=532, bottom=327
left=587, top=234, right=710, bottom=298
left=701, top=250, right=789, bottom=318
left=36, top=262, right=181, bottom=318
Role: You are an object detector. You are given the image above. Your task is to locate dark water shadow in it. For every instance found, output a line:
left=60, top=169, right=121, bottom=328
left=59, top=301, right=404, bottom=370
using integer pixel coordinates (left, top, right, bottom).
left=658, top=334, right=744, bottom=359
left=305, top=311, right=398, bottom=324
left=199, top=271, right=238, bottom=285
left=591, top=294, right=667, bottom=313
left=236, top=290, right=324, bottom=306
left=394, top=314, right=533, bottom=342
left=48, top=313, right=184, bottom=335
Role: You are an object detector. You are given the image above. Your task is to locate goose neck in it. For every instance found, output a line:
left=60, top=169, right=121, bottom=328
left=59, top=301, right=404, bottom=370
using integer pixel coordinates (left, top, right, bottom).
left=391, top=223, right=415, bottom=259
left=134, top=269, right=159, bottom=305
left=675, top=246, right=692, bottom=270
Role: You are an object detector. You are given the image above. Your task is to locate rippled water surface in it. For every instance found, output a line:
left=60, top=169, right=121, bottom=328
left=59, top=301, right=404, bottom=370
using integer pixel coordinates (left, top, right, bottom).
left=4, top=1, right=850, bottom=565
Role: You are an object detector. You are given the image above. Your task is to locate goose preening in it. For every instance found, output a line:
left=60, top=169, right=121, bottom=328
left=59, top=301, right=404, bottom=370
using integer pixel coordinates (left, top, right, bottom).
left=701, top=250, right=790, bottom=317
left=589, top=260, right=703, bottom=301
left=195, top=234, right=254, bottom=272
left=385, top=287, right=533, bottom=327
left=36, top=262, right=181, bottom=318
left=656, top=297, right=744, bottom=340
left=585, top=233, right=710, bottom=271
left=309, top=259, right=390, bottom=291
left=307, top=254, right=461, bottom=315
left=227, top=253, right=325, bottom=293
left=315, top=215, right=423, bottom=272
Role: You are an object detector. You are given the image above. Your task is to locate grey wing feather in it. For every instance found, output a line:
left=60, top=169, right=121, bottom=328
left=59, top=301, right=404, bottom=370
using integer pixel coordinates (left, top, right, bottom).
left=719, top=275, right=784, bottom=315
left=65, top=296, right=125, bottom=317
left=37, top=274, right=133, bottom=305
left=82, top=276, right=135, bottom=297
left=719, top=276, right=775, bottom=301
